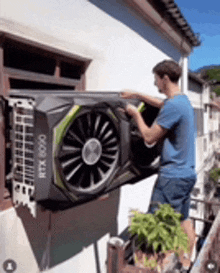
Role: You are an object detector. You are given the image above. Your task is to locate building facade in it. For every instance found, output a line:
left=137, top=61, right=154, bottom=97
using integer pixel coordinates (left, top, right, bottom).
left=188, top=73, right=220, bottom=259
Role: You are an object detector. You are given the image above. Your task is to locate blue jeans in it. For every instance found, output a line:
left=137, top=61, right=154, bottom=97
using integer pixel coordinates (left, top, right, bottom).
left=148, top=175, right=196, bottom=220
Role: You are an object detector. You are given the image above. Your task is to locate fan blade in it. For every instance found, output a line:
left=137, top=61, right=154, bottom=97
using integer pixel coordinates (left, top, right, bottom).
left=103, top=146, right=118, bottom=154
left=62, top=145, right=81, bottom=152
left=101, top=154, right=116, bottom=164
left=80, top=170, right=94, bottom=188
left=102, top=136, right=117, bottom=146
left=77, top=170, right=87, bottom=188
left=101, top=129, right=113, bottom=142
left=94, top=114, right=102, bottom=137
left=59, top=145, right=81, bottom=158
left=99, top=121, right=109, bottom=139
left=86, top=113, right=92, bottom=137
left=97, top=167, right=105, bottom=181
left=101, top=152, right=117, bottom=160
left=66, top=162, right=83, bottom=181
left=61, top=155, right=81, bottom=168
left=68, top=130, right=84, bottom=145
left=77, top=117, right=86, bottom=141
left=90, top=171, right=95, bottom=187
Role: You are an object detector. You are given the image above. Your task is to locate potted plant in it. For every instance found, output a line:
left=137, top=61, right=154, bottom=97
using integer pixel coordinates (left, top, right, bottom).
left=129, top=204, right=189, bottom=272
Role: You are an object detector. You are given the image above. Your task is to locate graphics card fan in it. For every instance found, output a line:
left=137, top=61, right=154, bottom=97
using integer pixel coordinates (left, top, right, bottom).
left=55, top=106, right=120, bottom=196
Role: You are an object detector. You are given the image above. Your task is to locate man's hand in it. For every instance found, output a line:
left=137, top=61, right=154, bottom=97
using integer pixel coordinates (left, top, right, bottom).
left=121, top=90, right=164, bottom=109
left=126, top=104, right=139, bottom=117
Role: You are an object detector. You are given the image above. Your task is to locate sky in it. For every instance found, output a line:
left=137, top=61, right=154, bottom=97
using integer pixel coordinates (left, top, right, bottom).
left=175, top=0, right=220, bottom=71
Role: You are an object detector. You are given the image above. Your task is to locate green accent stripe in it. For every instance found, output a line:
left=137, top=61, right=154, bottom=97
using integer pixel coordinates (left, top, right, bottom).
left=55, top=105, right=81, bottom=146
left=137, top=102, right=145, bottom=112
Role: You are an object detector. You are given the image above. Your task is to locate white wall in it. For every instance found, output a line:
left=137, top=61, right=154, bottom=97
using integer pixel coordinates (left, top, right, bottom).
left=0, top=208, right=39, bottom=273
left=0, top=1, right=184, bottom=272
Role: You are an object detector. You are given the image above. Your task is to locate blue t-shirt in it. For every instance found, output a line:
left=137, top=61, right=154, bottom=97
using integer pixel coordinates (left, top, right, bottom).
left=156, top=94, right=196, bottom=178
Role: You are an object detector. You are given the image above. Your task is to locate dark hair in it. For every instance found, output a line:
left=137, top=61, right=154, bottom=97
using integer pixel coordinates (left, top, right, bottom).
left=152, top=60, right=182, bottom=83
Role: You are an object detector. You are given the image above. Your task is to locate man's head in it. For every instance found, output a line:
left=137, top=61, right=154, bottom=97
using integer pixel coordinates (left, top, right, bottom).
left=152, top=60, right=182, bottom=94
left=152, top=60, right=182, bottom=83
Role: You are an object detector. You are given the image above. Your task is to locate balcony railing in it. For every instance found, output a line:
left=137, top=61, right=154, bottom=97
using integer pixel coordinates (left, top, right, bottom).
left=191, top=208, right=220, bottom=273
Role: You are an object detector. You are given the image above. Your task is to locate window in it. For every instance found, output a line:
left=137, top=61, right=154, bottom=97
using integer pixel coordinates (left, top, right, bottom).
left=3, top=38, right=90, bottom=91
left=209, top=106, right=216, bottom=119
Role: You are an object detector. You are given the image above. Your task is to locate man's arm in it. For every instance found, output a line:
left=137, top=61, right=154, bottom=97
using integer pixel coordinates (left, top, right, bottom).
left=126, top=104, right=167, bottom=145
left=121, top=90, right=164, bottom=109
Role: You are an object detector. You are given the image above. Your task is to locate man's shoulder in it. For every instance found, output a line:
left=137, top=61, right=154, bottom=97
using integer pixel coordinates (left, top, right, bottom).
left=163, top=96, right=179, bottom=111
left=168, top=95, right=193, bottom=110
left=161, top=95, right=193, bottom=122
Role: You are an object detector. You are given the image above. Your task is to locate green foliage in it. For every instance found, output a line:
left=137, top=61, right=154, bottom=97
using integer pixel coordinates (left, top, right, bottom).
left=129, top=204, right=189, bottom=255
left=206, top=69, right=220, bottom=82
left=213, top=86, right=220, bottom=96
left=200, top=67, right=220, bottom=96
left=209, top=168, right=220, bottom=183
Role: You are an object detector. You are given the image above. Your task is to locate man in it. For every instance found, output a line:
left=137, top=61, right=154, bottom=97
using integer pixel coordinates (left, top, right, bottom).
left=121, top=60, right=196, bottom=272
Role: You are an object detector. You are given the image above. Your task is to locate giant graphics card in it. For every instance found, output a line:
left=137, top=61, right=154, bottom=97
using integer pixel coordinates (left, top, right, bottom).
left=4, top=90, right=161, bottom=217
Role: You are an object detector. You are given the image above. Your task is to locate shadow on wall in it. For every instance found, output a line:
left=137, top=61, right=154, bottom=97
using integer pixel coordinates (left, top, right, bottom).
left=15, top=189, right=120, bottom=272
left=88, top=0, right=181, bottom=61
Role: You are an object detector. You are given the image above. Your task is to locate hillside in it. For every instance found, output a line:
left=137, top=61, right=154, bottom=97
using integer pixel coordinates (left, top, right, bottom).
left=195, top=65, right=220, bottom=73
left=195, top=65, right=220, bottom=96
